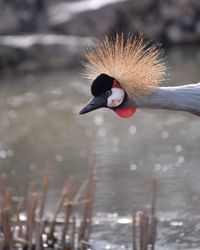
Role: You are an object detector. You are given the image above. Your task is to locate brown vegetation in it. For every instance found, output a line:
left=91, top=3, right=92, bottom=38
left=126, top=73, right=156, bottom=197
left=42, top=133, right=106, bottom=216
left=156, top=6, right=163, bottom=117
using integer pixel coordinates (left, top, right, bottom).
left=0, top=159, right=158, bottom=250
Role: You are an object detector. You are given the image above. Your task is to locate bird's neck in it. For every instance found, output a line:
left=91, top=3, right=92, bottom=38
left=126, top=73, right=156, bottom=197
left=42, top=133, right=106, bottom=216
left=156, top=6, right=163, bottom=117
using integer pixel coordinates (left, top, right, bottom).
left=136, top=83, right=200, bottom=116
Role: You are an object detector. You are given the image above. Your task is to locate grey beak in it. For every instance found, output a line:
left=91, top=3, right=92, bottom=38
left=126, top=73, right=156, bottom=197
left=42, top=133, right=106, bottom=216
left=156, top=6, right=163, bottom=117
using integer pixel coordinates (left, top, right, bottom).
left=79, top=96, right=107, bottom=114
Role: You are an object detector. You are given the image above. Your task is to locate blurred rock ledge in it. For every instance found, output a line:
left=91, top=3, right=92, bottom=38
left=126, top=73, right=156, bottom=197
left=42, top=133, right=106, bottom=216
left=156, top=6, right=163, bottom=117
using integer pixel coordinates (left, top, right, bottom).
left=43, top=0, right=200, bottom=44
left=48, top=0, right=126, bottom=37
left=0, top=0, right=200, bottom=44
left=0, top=34, right=91, bottom=71
left=0, top=0, right=200, bottom=71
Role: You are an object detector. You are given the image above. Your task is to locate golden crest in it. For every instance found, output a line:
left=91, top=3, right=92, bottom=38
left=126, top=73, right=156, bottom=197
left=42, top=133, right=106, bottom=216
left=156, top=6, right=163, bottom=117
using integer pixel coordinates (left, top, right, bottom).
left=83, top=33, right=167, bottom=98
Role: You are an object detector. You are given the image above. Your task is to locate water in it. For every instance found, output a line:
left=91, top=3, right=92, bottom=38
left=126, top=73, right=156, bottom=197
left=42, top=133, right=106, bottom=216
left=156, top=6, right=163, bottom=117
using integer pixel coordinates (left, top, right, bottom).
left=0, top=46, right=200, bottom=249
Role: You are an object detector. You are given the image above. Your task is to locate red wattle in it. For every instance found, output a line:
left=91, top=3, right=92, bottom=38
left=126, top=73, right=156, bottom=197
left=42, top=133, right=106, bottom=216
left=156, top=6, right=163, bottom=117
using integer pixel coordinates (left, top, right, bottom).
left=112, top=81, right=121, bottom=88
left=114, top=107, right=136, bottom=118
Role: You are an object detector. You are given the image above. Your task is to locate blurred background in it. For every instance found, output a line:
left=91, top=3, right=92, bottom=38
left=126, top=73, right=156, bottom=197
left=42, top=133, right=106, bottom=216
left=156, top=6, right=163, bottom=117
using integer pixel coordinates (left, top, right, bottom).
left=0, top=0, right=200, bottom=249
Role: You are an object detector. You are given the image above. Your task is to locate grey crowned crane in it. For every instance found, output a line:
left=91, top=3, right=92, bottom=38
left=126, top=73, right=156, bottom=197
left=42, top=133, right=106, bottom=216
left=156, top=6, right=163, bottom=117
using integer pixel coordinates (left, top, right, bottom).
left=79, top=34, right=200, bottom=118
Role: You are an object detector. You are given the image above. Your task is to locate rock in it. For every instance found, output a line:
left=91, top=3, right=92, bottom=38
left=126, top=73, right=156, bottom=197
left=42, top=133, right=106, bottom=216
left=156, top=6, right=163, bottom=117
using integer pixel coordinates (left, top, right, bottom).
left=0, top=34, right=91, bottom=71
left=166, top=24, right=198, bottom=43
left=191, top=0, right=200, bottom=11
left=127, top=0, right=156, bottom=13
left=0, top=0, right=200, bottom=70
left=0, top=0, right=46, bottom=34
left=143, top=15, right=164, bottom=39
left=159, top=0, right=195, bottom=27
left=195, top=21, right=200, bottom=36
left=0, top=5, right=20, bottom=34
left=48, top=0, right=127, bottom=37
left=0, top=0, right=200, bottom=45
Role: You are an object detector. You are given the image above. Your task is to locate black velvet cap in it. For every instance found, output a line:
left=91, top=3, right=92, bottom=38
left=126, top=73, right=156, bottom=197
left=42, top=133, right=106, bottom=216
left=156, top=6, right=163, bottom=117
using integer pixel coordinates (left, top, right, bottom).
left=91, top=74, right=114, bottom=96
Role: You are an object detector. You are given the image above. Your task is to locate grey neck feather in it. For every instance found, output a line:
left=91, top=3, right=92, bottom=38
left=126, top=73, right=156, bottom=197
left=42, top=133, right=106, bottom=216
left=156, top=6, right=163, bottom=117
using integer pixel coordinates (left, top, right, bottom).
left=134, top=83, right=200, bottom=116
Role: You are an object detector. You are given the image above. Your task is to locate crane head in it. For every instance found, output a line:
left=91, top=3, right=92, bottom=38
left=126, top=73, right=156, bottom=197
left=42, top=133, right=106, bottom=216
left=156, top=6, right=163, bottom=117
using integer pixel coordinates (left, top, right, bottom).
left=79, top=33, right=167, bottom=118
left=79, top=73, right=136, bottom=118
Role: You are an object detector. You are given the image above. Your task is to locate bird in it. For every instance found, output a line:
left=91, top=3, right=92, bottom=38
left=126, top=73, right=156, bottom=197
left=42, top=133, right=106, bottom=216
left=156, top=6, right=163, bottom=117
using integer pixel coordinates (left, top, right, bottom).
left=79, top=33, right=200, bottom=118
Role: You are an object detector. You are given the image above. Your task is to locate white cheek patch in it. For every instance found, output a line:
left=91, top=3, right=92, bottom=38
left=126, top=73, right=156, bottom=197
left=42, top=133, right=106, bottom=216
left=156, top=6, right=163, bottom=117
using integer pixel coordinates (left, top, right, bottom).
left=107, top=88, right=125, bottom=107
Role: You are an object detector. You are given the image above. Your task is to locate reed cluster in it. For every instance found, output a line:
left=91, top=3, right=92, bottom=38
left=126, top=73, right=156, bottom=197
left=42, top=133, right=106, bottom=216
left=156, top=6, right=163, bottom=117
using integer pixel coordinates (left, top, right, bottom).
left=0, top=159, right=158, bottom=250
left=0, top=156, right=95, bottom=250
left=132, top=179, right=157, bottom=250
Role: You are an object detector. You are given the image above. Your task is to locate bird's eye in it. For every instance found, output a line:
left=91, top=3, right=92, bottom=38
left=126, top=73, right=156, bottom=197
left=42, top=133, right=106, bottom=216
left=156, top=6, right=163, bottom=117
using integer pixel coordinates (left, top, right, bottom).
left=105, top=90, right=112, bottom=96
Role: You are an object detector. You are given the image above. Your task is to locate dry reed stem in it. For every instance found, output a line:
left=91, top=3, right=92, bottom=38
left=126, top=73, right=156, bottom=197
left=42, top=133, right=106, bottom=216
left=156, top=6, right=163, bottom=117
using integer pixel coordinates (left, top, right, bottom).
left=13, top=237, right=27, bottom=244
left=35, top=221, right=41, bottom=250
left=139, top=212, right=145, bottom=250
left=26, top=184, right=33, bottom=241
left=73, top=180, right=88, bottom=204
left=64, top=242, right=73, bottom=250
left=2, top=206, right=12, bottom=249
left=85, top=165, right=95, bottom=242
left=62, top=204, right=73, bottom=244
left=151, top=179, right=157, bottom=223
left=62, top=177, right=75, bottom=243
left=141, top=210, right=149, bottom=250
left=48, top=181, right=69, bottom=239
left=16, top=198, right=24, bottom=238
left=0, top=174, right=7, bottom=195
left=0, top=175, right=7, bottom=228
left=79, top=153, right=96, bottom=247
left=71, top=216, right=76, bottom=249
left=36, top=168, right=51, bottom=250
left=62, top=179, right=87, bottom=249
left=62, top=177, right=90, bottom=247
left=144, top=213, right=149, bottom=250
left=150, top=217, right=157, bottom=250
left=39, top=168, right=51, bottom=220
left=79, top=239, right=91, bottom=250
left=26, top=191, right=37, bottom=250
left=132, top=208, right=137, bottom=250
left=1, top=188, right=12, bottom=249
left=4, top=188, right=12, bottom=209
left=149, top=178, right=157, bottom=249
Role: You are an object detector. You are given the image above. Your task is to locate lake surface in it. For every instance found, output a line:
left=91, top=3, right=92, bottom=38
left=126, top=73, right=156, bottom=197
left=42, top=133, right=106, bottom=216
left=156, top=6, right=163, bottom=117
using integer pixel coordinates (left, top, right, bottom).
left=0, top=46, right=200, bottom=249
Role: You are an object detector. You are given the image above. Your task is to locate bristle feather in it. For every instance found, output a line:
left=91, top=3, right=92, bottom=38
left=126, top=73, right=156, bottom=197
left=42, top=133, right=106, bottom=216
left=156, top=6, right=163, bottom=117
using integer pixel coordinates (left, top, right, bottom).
left=83, top=33, right=167, bottom=97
